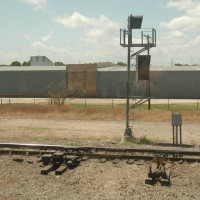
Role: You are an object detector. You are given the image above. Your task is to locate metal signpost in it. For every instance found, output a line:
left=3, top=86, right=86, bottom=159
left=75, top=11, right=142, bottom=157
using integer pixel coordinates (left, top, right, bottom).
left=171, top=112, right=182, bottom=145
left=120, top=15, right=156, bottom=141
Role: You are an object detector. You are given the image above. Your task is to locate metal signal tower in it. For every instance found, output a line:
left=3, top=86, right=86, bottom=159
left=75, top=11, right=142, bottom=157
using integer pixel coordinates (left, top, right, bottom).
left=120, top=15, right=156, bottom=141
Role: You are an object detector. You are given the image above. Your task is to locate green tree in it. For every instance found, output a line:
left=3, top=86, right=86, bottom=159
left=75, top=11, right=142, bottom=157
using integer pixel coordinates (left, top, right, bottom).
left=10, top=61, right=21, bottom=66
left=22, top=60, right=30, bottom=66
left=117, top=62, right=127, bottom=66
left=55, top=62, right=65, bottom=66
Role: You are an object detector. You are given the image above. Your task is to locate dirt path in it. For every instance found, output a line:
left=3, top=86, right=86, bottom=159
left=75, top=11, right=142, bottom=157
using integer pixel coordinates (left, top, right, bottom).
left=0, top=117, right=199, bottom=147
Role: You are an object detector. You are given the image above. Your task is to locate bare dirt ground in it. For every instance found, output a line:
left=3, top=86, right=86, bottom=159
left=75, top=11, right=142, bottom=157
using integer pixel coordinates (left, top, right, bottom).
left=0, top=98, right=200, bottom=200
left=0, top=117, right=199, bottom=146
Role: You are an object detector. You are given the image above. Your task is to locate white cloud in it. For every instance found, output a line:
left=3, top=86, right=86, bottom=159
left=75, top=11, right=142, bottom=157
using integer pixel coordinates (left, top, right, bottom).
left=31, top=41, right=47, bottom=49
left=19, top=0, right=48, bottom=11
left=41, top=30, right=54, bottom=42
left=171, top=31, right=184, bottom=38
left=161, top=15, right=200, bottom=31
left=52, top=12, right=124, bottom=63
left=20, top=0, right=47, bottom=6
left=80, top=15, right=122, bottom=62
left=53, top=12, right=95, bottom=28
left=151, top=29, right=200, bottom=65
left=31, top=41, right=69, bottom=53
left=166, top=0, right=197, bottom=10
left=161, top=0, right=200, bottom=32
left=153, top=0, right=200, bottom=65
left=29, top=30, right=54, bottom=49
left=29, top=41, right=80, bottom=63
left=81, top=15, right=119, bottom=45
left=187, top=3, right=200, bottom=17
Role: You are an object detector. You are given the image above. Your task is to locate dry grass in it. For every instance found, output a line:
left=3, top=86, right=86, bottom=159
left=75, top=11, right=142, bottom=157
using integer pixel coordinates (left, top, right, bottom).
left=132, top=109, right=200, bottom=123
left=0, top=105, right=125, bottom=120
left=0, top=104, right=200, bottom=122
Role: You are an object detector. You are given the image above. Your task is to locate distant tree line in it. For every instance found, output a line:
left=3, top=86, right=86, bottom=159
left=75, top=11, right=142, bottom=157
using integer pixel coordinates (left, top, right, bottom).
left=2, top=61, right=66, bottom=66
left=174, top=63, right=199, bottom=66
left=174, top=63, right=185, bottom=66
left=9, top=60, right=30, bottom=66
left=54, top=62, right=65, bottom=66
left=1, top=60, right=128, bottom=67
left=117, top=62, right=127, bottom=66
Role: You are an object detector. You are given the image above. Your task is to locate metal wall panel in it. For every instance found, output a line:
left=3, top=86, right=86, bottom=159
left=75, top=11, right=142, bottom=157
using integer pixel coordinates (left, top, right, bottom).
left=97, top=71, right=200, bottom=99
left=19, top=71, right=66, bottom=96
left=0, top=70, right=66, bottom=97
left=96, top=71, right=142, bottom=98
left=0, top=70, right=200, bottom=99
left=97, top=71, right=126, bottom=98
left=0, top=72, right=20, bottom=95
left=150, top=71, right=200, bottom=99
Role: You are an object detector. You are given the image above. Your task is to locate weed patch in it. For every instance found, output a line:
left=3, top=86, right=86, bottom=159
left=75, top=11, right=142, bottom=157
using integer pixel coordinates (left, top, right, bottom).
left=137, top=135, right=154, bottom=145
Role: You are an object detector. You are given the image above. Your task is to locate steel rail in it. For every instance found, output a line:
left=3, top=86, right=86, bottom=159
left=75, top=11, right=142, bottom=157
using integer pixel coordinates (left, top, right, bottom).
left=1, top=143, right=200, bottom=156
left=1, top=148, right=200, bottom=163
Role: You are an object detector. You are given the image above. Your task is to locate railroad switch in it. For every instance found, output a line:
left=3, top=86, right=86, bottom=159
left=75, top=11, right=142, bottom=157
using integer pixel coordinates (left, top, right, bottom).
left=65, top=155, right=79, bottom=168
left=145, top=155, right=171, bottom=186
left=42, top=154, right=52, bottom=165
left=41, top=153, right=80, bottom=175
left=52, top=152, right=65, bottom=167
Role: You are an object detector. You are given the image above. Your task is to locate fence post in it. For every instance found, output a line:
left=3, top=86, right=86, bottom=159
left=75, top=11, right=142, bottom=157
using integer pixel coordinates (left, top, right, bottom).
left=112, top=98, right=113, bottom=109
left=84, top=98, right=87, bottom=108
left=168, top=99, right=169, bottom=110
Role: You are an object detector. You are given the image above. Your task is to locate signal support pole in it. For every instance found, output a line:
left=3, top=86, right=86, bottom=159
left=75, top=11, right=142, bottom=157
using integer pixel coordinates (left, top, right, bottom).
left=123, top=16, right=133, bottom=141
left=146, top=35, right=151, bottom=110
left=120, top=15, right=155, bottom=142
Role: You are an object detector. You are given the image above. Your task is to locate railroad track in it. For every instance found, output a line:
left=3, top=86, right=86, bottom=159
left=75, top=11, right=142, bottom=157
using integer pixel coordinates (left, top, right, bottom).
left=1, top=143, right=200, bottom=163
left=1, top=142, right=200, bottom=179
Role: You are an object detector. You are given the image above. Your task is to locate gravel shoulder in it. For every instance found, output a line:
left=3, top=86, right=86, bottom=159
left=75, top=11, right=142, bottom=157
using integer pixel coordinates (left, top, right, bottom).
left=0, top=155, right=200, bottom=200
left=0, top=117, right=200, bottom=199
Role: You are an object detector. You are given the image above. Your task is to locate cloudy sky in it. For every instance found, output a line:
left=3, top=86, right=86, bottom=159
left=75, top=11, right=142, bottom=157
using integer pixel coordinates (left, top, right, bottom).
left=0, top=0, right=200, bottom=66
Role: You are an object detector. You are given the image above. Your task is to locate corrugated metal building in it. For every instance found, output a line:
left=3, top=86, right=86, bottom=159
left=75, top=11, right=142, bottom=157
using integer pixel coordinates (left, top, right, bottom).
left=0, top=66, right=66, bottom=97
left=97, top=65, right=200, bottom=99
left=0, top=65, right=200, bottom=99
left=150, top=71, right=200, bottom=99
left=30, top=56, right=54, bottom=66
